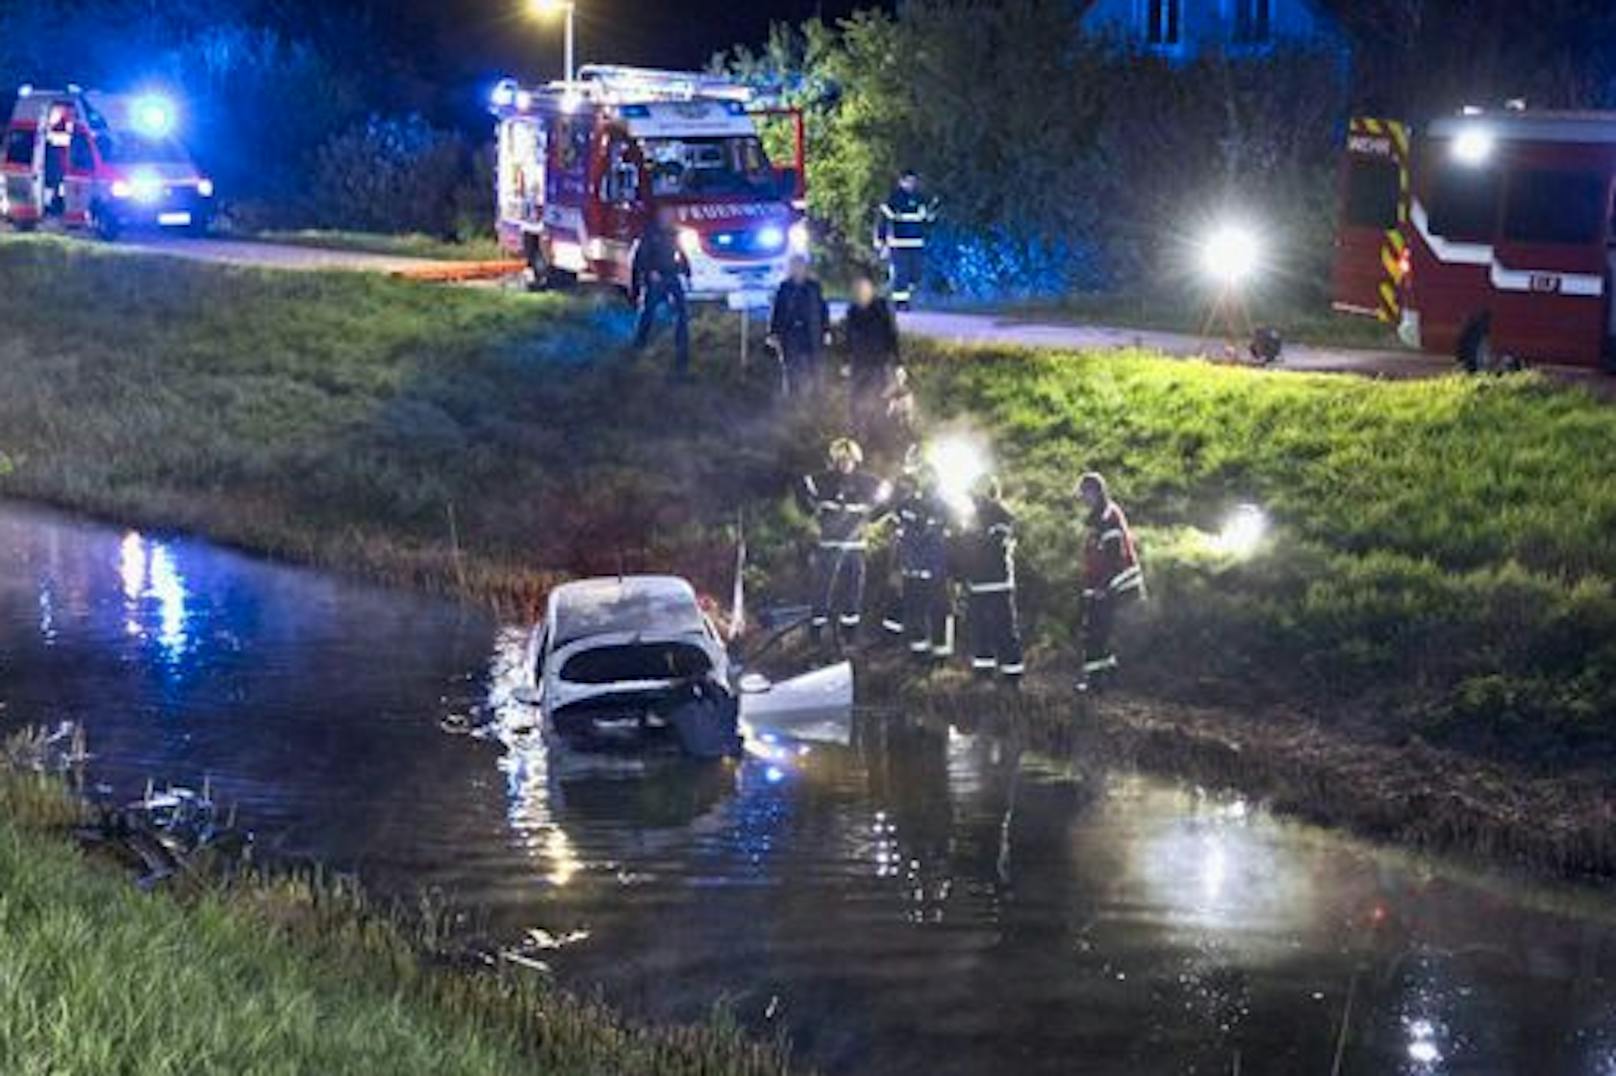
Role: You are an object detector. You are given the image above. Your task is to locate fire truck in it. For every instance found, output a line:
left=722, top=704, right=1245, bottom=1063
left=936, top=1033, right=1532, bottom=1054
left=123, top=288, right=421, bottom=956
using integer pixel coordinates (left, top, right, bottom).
left=489, top=65, right=807, bottom=299
left=3, top=85, right=214, bottom=240
left=1334, top=107, right=1616, bottom=372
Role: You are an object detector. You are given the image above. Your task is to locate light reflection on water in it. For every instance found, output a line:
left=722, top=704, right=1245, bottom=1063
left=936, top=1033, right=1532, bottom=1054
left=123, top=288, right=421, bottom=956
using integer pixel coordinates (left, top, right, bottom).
left=3, top=502, right=1616, bottom=1074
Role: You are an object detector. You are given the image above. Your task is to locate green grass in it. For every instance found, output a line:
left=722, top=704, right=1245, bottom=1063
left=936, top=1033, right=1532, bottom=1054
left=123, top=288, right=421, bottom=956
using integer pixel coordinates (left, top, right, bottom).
left=913, top=341, right=1616, bottom=764
left=0, top=762, right=795, bottom=1076
left=250, top=230, right=509, bottom=263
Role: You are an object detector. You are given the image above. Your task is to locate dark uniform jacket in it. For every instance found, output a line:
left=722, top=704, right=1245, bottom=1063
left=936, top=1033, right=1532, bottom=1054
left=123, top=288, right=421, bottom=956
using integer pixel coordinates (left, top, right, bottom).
left=955, top=497, right=1016, bottom=589
left=800, top=469, right=892, bottom=549
left=878, top=188, right=937, bottom=248
left=770, top=278, right=829, bottom=356
left=631, top=225, right=691, bottom=301
left=1083, top=500, right=1143, bottom=599
left=894, top=487, right=950, bottom=578
left=845, top=300, right=900, bottom=379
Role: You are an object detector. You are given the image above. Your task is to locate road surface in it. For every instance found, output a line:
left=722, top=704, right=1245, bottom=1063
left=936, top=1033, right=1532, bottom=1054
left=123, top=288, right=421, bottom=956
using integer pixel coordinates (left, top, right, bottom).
left=40, top=233, right=1616, bottom=390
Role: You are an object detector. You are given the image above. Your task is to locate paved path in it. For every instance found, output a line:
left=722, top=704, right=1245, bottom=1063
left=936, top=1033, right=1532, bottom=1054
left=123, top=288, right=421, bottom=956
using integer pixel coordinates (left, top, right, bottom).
left=42, top=234, right=1616, bottom=392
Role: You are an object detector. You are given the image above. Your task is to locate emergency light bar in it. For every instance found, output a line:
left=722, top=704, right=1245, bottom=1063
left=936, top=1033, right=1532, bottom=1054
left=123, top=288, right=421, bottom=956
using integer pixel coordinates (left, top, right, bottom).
left=574, top=64, right=757, bottom=104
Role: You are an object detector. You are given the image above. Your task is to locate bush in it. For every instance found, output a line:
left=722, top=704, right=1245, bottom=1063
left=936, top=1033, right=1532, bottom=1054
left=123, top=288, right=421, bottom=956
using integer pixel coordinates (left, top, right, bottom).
left=311, top=115, right=473, bottom=238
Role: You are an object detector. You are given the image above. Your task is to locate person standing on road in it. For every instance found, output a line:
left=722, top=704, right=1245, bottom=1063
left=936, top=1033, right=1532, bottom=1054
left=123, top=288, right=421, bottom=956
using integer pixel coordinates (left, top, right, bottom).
left=799, top=438, right=892, bottom=648
left=1075, top=472, right=1144, bottom=693
left=631, top=205, right=693, bottom=379
left=956, top=475, right=1024, bottom=685
left=844, top=273, right=901, bottom=450
left=767, top=255, right=831, bottom=396
left=892, top=460, right=954, bottom=662
left=876, top=170, right=937, bottom=310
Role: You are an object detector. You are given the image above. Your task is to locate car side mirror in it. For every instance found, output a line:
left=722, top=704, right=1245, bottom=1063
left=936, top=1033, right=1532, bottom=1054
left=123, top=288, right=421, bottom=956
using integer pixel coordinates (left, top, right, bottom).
left=774, top=167, right=799, bottom=200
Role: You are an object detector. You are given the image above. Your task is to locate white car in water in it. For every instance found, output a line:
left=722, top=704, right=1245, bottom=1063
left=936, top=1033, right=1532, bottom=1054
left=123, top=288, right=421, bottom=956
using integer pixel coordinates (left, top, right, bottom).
left=531, top=575, right=854, bottom=759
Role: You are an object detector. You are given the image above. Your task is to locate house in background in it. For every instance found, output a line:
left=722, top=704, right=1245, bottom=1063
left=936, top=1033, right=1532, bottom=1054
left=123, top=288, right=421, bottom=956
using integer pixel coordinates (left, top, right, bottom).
left=1080, top=0, right=1346, bottom=60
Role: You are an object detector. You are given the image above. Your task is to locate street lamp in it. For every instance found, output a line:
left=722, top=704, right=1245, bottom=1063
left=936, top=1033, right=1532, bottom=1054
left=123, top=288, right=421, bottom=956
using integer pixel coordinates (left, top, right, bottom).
left=528, top=0, right=576, bottom=84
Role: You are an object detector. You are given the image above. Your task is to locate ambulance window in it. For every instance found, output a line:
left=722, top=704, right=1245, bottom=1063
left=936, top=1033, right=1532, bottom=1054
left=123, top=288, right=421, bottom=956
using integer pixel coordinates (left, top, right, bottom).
left=70, top=135, right=93, bottom=171
left=1504, top=169, right=1605, bottom=246
left=5, top=130, right=33, bottom=165
left=1344, top=157, right=1400, bottom=229
left=1427, top=164, right=1500, bottom=243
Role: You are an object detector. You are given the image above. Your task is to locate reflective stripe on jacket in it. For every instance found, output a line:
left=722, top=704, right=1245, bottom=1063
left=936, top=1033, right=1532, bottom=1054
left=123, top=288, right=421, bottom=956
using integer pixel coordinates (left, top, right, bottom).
left=1083, top=501, right=1143, bottom=597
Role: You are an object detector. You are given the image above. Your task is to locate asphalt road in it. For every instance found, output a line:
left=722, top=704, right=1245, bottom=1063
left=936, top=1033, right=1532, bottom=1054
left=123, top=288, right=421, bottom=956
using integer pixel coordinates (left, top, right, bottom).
left=65, top=234, right=1616, bottom=391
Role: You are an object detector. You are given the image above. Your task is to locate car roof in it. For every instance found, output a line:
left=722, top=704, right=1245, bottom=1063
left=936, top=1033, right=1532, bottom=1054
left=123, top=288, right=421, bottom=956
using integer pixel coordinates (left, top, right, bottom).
left=549, top=575, right=707, bottom=646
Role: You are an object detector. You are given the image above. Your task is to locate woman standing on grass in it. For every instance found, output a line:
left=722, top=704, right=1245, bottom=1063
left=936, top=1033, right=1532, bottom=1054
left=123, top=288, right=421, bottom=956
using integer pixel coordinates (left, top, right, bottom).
left=843, top=273, right=901, bottom=451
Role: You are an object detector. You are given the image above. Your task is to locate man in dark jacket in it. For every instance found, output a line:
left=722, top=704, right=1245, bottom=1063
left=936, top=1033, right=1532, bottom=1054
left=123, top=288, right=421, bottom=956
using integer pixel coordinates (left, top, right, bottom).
left=954, top=475, right=1024, bottom=685
left=767, top=255, right=830, bottom=395
left=631, top=205, right=693, bottom=378
left=892, top=462, right=954, bottom=661
left=843, top=273, right=901, bottom=449
left=1075, top=471, right=1144, bottom=693
left=876, top=170, right=938, bottom=309
left=798, top=437, right=892, bottom=647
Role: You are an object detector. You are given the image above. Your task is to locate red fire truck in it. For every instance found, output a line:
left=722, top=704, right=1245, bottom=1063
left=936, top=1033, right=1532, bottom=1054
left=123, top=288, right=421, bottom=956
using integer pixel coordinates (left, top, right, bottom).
left=1334, top=107, right=1616, bottom=372
left=3, top=85, right=214, bottom=240
left=489, top=65, right=807, bottom=299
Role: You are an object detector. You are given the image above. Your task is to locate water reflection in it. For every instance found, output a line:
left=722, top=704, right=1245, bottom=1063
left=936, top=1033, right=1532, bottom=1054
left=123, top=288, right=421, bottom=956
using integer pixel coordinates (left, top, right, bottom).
left=116, top=530, right=190, bottom=663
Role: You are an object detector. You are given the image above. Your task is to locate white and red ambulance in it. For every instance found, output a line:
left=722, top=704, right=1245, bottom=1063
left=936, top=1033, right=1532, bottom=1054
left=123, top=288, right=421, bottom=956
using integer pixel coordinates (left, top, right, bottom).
left=489, top=65, right=807, bottom=299
left=1335, top=107, right=1616, bottom=372
left=3, top=85, right=214, bottom=240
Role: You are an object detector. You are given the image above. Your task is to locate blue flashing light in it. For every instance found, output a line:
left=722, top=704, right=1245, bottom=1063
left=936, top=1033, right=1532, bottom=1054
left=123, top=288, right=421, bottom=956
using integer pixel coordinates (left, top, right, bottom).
left=18, top=84, right=33, bottom=98
left=490, top=79, right=518, bottom=108
left=131, top=94, right=175, bottom=138
left=619, top=104, right=651, bottom=118
left=726, top=101, right=746, bottom=116
left=764, top=765, right=786, bottom=785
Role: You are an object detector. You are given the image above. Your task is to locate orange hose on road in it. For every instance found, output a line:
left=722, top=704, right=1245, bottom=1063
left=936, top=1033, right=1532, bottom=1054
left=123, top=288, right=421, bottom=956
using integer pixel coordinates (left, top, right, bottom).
left=392, top=260, right=526, bottom=283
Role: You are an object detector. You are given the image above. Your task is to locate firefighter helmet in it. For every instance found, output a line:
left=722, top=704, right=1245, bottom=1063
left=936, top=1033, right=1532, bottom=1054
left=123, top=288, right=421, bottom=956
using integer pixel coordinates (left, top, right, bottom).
left=828, top=438, right=864, bottom=467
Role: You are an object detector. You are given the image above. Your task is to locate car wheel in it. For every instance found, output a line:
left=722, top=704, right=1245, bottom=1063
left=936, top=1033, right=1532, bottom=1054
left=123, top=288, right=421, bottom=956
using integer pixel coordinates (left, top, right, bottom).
left=90, top=204, right=121, bottom=242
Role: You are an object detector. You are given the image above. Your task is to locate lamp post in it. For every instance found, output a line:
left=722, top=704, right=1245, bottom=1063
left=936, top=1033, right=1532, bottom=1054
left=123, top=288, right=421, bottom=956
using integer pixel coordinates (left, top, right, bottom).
left=529, top=0, right=577, bottom=83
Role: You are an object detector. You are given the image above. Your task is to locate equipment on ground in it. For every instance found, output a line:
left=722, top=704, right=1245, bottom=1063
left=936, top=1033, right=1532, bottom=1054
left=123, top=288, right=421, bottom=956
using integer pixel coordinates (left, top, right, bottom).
left=2, top=85, right=213, bottom=240
left=1332, top=107, right=1616, bottom=373
left=489, top=65, right=808, bottom=300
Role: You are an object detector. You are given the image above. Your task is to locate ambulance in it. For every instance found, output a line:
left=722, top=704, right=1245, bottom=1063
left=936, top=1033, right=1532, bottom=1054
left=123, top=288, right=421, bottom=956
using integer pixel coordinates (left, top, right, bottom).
left=489, top=65, right=808, bottom=299
left=1334, top=107, right=1616, bottom=372
left=3, top=85, right=214, bottom=240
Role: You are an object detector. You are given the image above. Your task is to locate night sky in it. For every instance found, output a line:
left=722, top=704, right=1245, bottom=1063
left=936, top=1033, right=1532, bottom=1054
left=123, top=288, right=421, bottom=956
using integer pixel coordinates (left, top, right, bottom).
left=404, top=0, right=882, bottom=86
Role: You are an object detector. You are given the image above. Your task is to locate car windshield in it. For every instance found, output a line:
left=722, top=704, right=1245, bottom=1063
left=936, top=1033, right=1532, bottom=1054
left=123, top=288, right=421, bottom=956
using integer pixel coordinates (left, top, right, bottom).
left=97, top=131, right=191, bottom=165
left=640, top=136, right=777, bottom=198
left=553, top=581, right=707, bottom=648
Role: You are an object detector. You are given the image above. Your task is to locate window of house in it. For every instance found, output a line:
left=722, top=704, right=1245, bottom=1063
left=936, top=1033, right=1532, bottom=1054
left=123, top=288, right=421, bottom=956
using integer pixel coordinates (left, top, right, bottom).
left=1146, top=0, right=1183, bottom=46
left=1234, top=0, right=1271, bottom=43
left=1504, top=169, right=1606, bottom=246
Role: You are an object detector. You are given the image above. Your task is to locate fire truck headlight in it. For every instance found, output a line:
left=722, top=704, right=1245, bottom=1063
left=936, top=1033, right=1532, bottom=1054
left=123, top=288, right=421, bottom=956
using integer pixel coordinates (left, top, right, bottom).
left=757, top=224, right=785, bottom=252
left=131, top=94, right=176, bottom=139
left=788, top=221, right=811, bottom=255
left=1201, top=223, right=1260, bottom=287
left=1452, top=127, right=1494, bottom=166
left=1211, top=504, right=1268, bottom=558
left=677, top=227, right=702, bottom=257
left=196, top=178, right=214, bottom=198
left=119, top=171, right=163, bottom=204
left=111, top=180, right=133, bottom=199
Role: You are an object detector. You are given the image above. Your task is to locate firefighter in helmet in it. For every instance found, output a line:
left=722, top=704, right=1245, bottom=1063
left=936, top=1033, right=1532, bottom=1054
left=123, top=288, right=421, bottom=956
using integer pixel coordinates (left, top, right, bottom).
left=891, top=454, right=954, bottom=661
left=955, top=474, right=1024, bottom=684
left=799, top=438, right=893, bottom=646
left=631, top=204, right=694, bottom=379
left=875, top=170, right=938, bottom=310
left=1075, top=471, right=1144, bottom=692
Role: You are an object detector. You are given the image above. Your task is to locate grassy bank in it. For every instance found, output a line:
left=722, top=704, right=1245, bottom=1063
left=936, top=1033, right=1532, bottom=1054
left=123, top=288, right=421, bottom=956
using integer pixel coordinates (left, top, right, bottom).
left=249, top=230, right=509, bottom=263
left=0, top=761, right=794, bottom=1075
left=3, top=236, right=1616, bottom=868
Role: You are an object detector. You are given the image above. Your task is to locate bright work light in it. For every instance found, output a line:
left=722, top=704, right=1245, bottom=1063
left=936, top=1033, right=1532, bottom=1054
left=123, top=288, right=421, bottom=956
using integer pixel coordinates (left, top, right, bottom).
left=925, top=435, right=990, bottom=517
left=1213, top=503, right=1268, bottom=558
left=130, top=94, right=176, bottom=138
left=1201, top=223, right=1260, bottom=287
left=1451, top=126, right=1493, bottom=166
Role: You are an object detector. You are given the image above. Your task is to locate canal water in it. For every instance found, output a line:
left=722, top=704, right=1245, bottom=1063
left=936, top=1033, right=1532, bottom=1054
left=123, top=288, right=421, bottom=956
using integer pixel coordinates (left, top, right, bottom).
left=3, top=501, right=1615, bottom=1075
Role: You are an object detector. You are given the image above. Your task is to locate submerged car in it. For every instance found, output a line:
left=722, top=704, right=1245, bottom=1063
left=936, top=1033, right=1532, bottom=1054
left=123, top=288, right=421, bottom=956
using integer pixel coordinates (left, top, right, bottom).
left=533, top=575, right=742, bottom=759
left=531, top=575, right=856, bottom=761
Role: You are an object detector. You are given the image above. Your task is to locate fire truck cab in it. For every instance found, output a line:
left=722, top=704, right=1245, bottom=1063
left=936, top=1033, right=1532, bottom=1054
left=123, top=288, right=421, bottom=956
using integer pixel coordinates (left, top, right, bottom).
left=3, top=85, right=213, bottom=241
left=490, top=65, right=807, bottom=299
left=1335, top=108, right=1616, bottom=372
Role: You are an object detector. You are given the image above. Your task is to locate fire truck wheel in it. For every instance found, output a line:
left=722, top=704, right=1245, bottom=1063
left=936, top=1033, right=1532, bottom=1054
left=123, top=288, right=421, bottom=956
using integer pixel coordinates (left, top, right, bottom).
left=11, top=218, right=37, bottom=233
left=1457, top=316, right=1496, bottom=375
left=89, top=204, right=122, bottom=243
left=524, top=240, right=574, bottom=292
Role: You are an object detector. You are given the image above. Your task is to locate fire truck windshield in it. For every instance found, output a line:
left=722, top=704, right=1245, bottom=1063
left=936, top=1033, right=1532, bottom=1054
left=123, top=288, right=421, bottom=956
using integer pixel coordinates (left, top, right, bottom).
left=98, top=131, right=190, bottom=165
left=640, top=136, right=777, bottom=198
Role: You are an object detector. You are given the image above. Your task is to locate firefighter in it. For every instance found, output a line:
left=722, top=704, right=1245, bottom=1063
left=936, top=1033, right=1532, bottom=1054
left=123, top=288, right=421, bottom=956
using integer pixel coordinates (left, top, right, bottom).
left=956, top=475, right=1024, bottom=685
left=631, top=205, right=693, bottom=379
left=891, top=460, right=954, bottom=661
left=843, top=272, right=902, bottom=450
left=767, top=255, right=831, bottom=395
left=799, top=438, right=892, bottom=646
left=1075, top=472, right=1144, bottom=692
left=875, top=170, right=937, bottom=309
